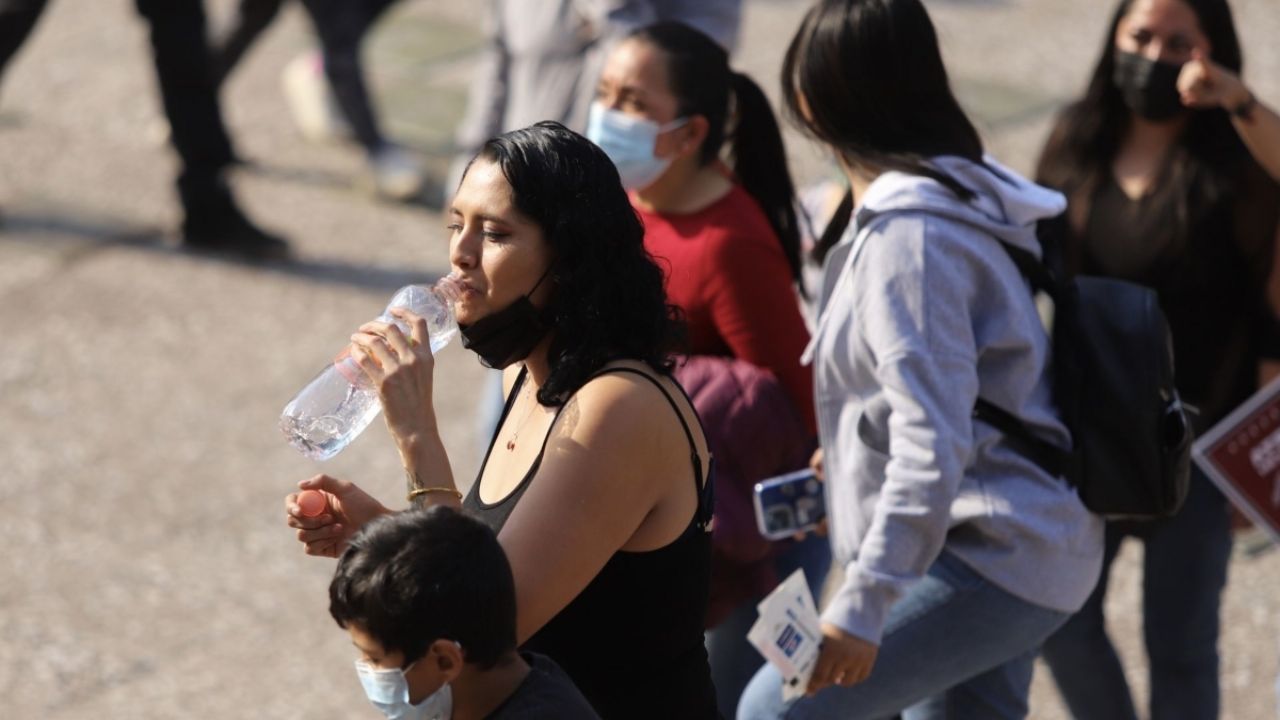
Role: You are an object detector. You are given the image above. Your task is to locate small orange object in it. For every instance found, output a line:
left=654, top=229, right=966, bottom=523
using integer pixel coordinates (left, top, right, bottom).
left=297, top=489, right=327, bottom=517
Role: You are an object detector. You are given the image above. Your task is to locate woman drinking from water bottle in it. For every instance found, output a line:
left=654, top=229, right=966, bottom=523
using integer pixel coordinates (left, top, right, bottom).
left=285, top=122, right=719, bottom=719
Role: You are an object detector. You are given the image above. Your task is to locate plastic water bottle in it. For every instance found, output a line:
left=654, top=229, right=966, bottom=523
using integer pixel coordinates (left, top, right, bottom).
left=280, top=279, right=461, bottom=461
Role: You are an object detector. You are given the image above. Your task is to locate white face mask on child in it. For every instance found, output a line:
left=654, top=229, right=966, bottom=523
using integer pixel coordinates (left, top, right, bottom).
left=354, top=659, right=453, bottom=720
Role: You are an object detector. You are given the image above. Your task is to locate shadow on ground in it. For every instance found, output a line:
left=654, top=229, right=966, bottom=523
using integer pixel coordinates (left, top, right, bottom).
left=0, top=209, right=446, bottom=292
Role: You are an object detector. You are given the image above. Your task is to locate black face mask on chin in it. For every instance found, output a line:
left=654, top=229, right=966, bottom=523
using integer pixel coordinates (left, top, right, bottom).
left=1113, top=51, right=1186, bottom=122
left=458, top=268, right=554, bottom=369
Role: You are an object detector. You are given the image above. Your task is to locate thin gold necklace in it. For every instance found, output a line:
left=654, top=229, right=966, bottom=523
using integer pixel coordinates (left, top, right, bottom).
left=505, top=381, right=540, bottom=451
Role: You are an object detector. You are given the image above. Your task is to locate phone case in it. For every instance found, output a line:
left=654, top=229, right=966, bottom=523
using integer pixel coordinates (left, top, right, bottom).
left=753, top=468, right=826, bottom=541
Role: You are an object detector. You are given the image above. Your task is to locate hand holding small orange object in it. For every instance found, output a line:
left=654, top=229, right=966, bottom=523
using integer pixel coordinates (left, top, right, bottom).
left=296, top=489, right=328, bottom=518
left=286, top=474, right=392, bottom=557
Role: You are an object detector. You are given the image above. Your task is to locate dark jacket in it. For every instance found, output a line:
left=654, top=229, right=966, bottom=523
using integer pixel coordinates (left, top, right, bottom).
left=674, top=355, right=812, bottom=627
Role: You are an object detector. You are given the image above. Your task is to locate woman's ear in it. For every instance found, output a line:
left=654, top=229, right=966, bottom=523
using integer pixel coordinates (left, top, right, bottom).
left=659, top=115, right=709, bottom=160
left=680, top=115, right=710, bottom=155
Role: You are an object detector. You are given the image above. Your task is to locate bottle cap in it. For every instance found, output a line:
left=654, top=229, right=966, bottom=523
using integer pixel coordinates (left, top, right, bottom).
left=297, top=489, right=328, bottom=517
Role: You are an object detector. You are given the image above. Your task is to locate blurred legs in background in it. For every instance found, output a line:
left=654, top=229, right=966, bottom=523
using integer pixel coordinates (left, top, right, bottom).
left=0, top=0, right=47, bottom=86
left=137, top=0, right=288, bottom=258
left=0, top=0, right=288, bottom=258
left=212, top=0, right=424, bottom=201
left=1041, top=470, right=1232, bottom=720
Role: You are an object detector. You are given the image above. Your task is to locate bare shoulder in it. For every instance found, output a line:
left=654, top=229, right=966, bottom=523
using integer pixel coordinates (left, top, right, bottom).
left=567, top=360, right=687, bottom=420
left=547, top=360, right=704, bottom=460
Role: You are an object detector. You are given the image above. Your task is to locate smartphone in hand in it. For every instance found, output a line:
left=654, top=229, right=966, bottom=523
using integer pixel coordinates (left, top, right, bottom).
left=753, top=469, right=827, bottom=540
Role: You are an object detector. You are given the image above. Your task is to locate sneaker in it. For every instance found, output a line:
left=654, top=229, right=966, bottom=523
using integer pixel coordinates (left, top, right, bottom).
left=182, top=209, right=290, bottom=261
left=367, top=144, right=426, bottom=201
left=280, top=51, right=350, bottom=143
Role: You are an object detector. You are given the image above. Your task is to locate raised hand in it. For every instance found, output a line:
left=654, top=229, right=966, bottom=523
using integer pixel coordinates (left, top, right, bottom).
left=1178, top=48, right=1251, bottom=111
left=349, top=307, right=440, bottom=442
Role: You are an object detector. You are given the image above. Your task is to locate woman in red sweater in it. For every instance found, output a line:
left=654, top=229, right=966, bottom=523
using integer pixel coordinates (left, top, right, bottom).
left=586, top=21, right=825, bottom=717
left=587, top=21, right=815, bottom=438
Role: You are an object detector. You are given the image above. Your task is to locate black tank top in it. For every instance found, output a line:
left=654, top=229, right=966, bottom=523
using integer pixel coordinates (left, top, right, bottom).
left=463, top=366, right=719, bottom=719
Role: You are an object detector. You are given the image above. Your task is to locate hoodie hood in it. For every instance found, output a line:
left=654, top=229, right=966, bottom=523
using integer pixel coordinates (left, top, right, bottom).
left=853, top=154, right=1066, bottom=257
left=804, top=155, right=1066, bottom=366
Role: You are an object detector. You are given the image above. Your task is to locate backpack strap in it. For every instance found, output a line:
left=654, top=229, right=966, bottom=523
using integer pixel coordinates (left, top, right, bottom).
left=992, top=239, right=1059, bottom=298
left=973, top=222, right=1073, bottom=480
left=973, top=398, right=1070, bottom=478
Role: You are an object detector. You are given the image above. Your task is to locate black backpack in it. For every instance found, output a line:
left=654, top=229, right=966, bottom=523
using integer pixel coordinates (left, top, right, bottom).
left=973, top=216, right=1193, bottom=519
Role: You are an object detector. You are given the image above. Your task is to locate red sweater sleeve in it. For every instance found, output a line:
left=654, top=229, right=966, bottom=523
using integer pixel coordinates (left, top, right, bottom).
left=704, top=230, right=817, bottom=436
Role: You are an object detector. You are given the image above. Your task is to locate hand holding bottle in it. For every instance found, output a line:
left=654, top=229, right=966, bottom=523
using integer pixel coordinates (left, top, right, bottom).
left=280, top=278, right=462, bottom=461
left=349, top=306, right=441, bottom=444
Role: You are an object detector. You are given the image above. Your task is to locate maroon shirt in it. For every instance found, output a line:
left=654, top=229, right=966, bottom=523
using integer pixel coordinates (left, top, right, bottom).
left=635, top=184, right=817, bottom=436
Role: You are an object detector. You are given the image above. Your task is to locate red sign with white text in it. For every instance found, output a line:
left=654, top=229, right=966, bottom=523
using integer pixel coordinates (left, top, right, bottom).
left=1193, top=377, right=1280, bottom=545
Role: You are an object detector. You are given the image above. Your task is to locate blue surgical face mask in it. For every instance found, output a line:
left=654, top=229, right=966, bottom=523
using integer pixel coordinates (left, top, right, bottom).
left=585, top=101, right=688, bottom=190
left=355, top=659, right=453, bottom=720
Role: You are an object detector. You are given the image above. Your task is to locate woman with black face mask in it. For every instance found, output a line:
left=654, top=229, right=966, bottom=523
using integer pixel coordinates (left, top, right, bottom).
left=1036, top=1, right=1280, bottom=719
left=284, top=122, right=720, bottom=719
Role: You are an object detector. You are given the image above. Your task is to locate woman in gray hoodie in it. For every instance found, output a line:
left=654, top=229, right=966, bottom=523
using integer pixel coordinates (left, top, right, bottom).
left=737, top=1, right=1104, bottom=719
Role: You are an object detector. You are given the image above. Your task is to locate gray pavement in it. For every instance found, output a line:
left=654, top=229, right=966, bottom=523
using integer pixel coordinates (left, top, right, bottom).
left=1, top=0, right=1278, bottom=717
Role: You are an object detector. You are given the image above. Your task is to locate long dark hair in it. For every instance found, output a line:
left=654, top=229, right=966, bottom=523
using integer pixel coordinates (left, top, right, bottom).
left=1036, top=0, right=1245, bottom=236
left=472, top=122, right=683, bottom=406
left=782, top=0, right=985, bottom=263
left=629, top=22, right=804, bottom=293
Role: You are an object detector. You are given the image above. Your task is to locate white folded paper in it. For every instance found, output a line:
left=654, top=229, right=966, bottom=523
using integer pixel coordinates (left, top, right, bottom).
left=747, top=569, right=822, bottom=701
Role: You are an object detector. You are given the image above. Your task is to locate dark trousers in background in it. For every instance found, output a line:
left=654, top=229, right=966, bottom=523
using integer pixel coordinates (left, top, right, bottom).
left=1041, top=469, right=1233, bottom=720
left=211, top=0, right=286, bottom=86
left=1, top=0, right=240, bottom=226
left=0, top=0, right=45, bottom=78
left=135, top=0, right=239, bottom=226
left=213, top=0, right=400, bottom=153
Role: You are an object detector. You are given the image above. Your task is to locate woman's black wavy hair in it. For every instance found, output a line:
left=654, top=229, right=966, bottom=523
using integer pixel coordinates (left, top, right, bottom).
left=467, top=121, right=685, bottom=406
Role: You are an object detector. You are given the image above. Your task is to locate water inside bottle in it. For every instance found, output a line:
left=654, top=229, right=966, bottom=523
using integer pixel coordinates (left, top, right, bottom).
left=280, top=380, right=382, bottom=461
left=279, top=283, right=460, bottom=461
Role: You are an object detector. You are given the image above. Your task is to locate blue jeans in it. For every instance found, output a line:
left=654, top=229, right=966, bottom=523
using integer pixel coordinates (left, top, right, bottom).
left=737, top=551, right=1069, bottom=720
left=707, top=532, right=833, bottom=718
left=1040, top=470, right=1232, bottom=720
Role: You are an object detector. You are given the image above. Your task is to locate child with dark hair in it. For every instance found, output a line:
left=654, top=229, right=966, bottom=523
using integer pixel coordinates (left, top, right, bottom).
left=330, top=506, right=598, bottom=720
